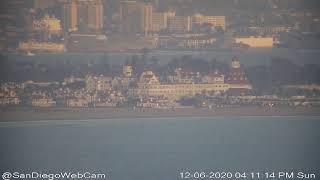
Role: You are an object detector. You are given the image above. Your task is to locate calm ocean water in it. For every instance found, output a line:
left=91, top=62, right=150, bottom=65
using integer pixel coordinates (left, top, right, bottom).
left=0, top=116, right=320, bottom=180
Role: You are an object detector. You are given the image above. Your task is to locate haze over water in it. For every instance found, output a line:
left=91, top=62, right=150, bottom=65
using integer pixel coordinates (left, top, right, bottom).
left=5, top=48, right=320, bottom=67
left=1, top=116, right=319, bottom=180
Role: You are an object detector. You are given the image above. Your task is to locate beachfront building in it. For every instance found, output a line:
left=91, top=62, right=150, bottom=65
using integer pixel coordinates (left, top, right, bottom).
left=112, top=62, right=138, bottom=90
left=129, top=58, right=252, bottom=101
left=202, top=70, right=225, bottom=84
left=85, top=75, right=112, bottom=92
left=168, top=68, right=201, bottom=84
left=129, top=71, right=230, bottom=100
left=0, top=83, right=22, bottom=106
left=0, top=97, right=21, bottom=106
left=66, top=98, right=89, bottom=108
left=226, top=57, right=252, bottom=90
left=31, top=97, right=56, bottom=107
left=94, top=90, right=126, bottom=107
left=136, top=96, right=174, bottom=108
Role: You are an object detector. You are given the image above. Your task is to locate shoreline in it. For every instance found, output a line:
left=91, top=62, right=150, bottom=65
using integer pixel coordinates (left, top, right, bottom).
left=3, top=47, right=319, bottom=56
left=1, top=106, right=320, bottom=122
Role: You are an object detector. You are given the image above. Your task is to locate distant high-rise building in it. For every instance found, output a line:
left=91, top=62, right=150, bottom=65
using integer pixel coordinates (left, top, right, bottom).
left=87, top=0, right=104, bottom=31
left=192, top=14, right=226, bottom=30
left=63, top=0, right=104, bottom=32
left=168, top=16, right=192, bottom=33
left=34, top=0, right=56, bottom=9
left=151, top=10, right=175, bottom=32
left=119, top=1, right=153, bottom=34
left=152, top=12, right=168, bottom=32
left=63, top=1, right=78, bottom=32
left=154, top=0, right=160, bottom=9
left=140, top=3, right=153, bottom=34
left=120, top=1, right=140, bottom=33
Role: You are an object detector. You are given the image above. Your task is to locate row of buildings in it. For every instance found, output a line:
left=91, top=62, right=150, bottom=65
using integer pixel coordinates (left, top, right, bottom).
left=119, top=1, right=226, bottom=34
left=129, top=57, right=252, bottom=101
left=61, top=0, right=226, bottom=34
left=18, top=34, right=274, bottom=53
left=1, top=0, right=290, bottom=53
left=2, top=0, right=320, bottom=52
left=0, top=57, right=251, bottom=108
left=1, top=57, right=320, bottom=108
left=157, top=34, right=275, bottom=49
left=63, top=0, right=104, bottom=32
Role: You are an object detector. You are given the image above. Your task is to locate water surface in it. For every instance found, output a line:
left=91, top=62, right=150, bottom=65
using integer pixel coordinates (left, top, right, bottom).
left=0, top=116, right=319, bottom=179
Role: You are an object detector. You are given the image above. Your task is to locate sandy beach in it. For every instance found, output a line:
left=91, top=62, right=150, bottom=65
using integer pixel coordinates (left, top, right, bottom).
left=0, top=106, right=320, bottom=122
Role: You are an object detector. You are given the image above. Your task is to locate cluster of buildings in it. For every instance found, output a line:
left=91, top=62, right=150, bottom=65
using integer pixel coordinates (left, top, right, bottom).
left=63, top=0, right=104, bottom=32
left=129, top=57, right=252, bottom=103
left=0, top=0, right=227, bottom=52
left=0, top=83, right=22, bottom=106
left=32, top=15, right=62, bottom=35
left=1, top=0, right=320, bottom=52
left=118, top=1, right=226, bottom=34
left=1, top=57, right=320, bottom=109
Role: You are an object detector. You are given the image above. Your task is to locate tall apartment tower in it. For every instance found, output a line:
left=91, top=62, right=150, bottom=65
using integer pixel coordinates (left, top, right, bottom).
left=87, top=0, right=104, bottom=31
left=119, top=1, right=153, bottom=35
left=120, top=1, right=140, bottom=34
left=63, top=0, right=104, bottom=32
left=34, top=0, right=56, bottom=9
left=168, top=16, right=192, bottom=33
left=63, top=0, right=78, bottom=32
left=140, top=3, right=153, bottom=35
left=152, top=10, right=175, bottom=32
left=152, top=0, right=160, bottom=10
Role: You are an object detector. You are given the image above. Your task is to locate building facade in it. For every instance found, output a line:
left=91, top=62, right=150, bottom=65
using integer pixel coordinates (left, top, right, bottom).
left=19, top=41, right=65, bottom=52
left=151, top=12, right=167, bottom=32
left=248, top=26, right=292, bottom=34
left=120, top=1, right=154, bottom=34
left=120, top=1, right=140, bottom=33
left=129, top=58, right=252, bottom=101
left=234, top=36, right=274, bottom=48
left=87, top=0, right=104, bottom=31
left=167, top=16, right=192, bottom=33
left=140, top=3, right=153, bottom=34
left=34, top=0, right=57, bottom=9
left=192, top=14, right=226, bottom=30
left=63, top=0, right=104, bottom=32
left=63, top=0, right=79, bottom=32
left=33, top=15, right=62, bottom=34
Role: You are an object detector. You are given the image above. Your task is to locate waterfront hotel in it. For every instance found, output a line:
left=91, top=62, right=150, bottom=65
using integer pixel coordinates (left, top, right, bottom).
left=129, top=57, right=252, bottom=100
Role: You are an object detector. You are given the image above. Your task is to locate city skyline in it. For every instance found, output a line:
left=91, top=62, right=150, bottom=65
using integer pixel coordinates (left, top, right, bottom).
left=1, top=2, right=320, bottom=179
left=0, top=0, right=320, bottom=108
left=0, top=0, right=320, bottom=54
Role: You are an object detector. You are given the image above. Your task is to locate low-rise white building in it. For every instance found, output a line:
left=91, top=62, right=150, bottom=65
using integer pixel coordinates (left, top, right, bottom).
left=31, top=98, right=56, bottom=107
left=234, top=36, right=274, bottom=48
left=66, top=98, right=89, bottom=108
